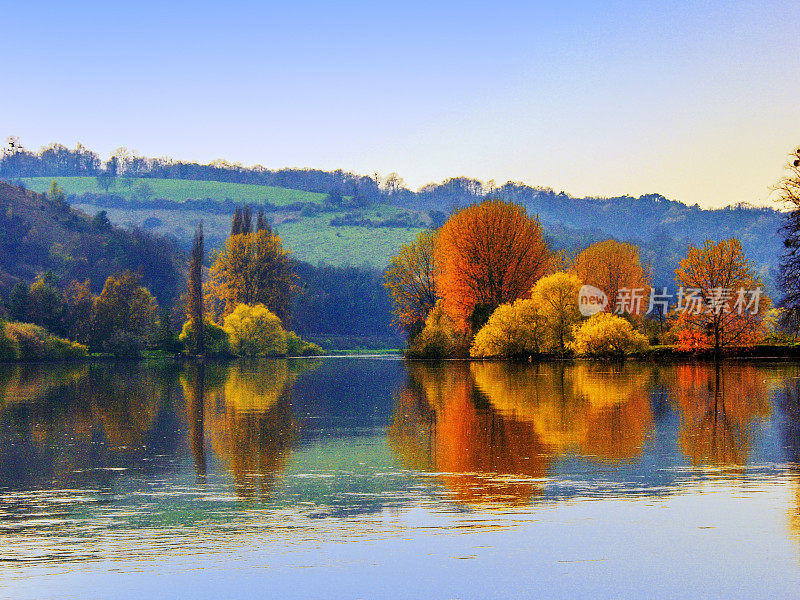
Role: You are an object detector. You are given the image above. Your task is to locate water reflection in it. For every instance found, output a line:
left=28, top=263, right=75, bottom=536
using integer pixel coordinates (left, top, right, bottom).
left=182, top=361, right=304, bottom=500
left=668, top=364, right=772, bottom=468
left=1, top=358, right=800, bottom=590
left=389, top=361, right=789, bottom=505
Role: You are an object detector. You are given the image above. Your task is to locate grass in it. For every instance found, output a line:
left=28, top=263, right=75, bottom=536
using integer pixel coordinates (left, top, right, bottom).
left=21, top=176, right=327, bottom=207
left=279, top=214, right=424, bottom=268
left=73, top=201, right=426, bottom=269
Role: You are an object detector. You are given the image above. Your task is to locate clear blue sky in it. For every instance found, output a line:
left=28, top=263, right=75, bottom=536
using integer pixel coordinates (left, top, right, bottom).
left=2, top=0, right=799, bottom=207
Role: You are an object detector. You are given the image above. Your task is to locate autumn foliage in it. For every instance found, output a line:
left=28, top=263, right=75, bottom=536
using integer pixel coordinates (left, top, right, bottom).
left=571, top=239, right=650, bottom=314
left=673, top=238, right=770, bottom=353
left=207, top=228, right=295, bottom=322
left=569, top=313, right=648, bottom=357
left=435, top=199, right=551, bottom=332
left=383, top=229, right=438, bottom=337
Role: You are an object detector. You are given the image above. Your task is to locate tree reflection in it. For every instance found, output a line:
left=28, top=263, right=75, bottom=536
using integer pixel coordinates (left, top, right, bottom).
left=181, top=360, right=311, bottom=500
left=389, top=363, right=550, bottom=506
left=389, top=361, right=659, bottom=506
left=669, top=364, right=771, bottom=468
left=0, top=363, right=176, bottom=488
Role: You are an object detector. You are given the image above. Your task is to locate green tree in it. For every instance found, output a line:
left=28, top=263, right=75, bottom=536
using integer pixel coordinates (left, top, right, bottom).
left=7, top=281, right=30, bottom=322
left=28, top=271, right=64, bottom=334
left=91, top=271, right=158, bottom=354
left=48, top=180, right=68, bottom=209
left=179, top=317, right=230, bottom=356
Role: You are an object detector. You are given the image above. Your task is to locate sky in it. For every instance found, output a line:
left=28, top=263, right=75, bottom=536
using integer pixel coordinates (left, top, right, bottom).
left=2, top=0, right=800, bottom=208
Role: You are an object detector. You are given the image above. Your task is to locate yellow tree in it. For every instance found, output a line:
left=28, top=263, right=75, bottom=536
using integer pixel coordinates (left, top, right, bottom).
left=572, top=240, right=650, bottom=314
left=530, top=271, right=583, bottom=353
left=383, top=229, right=438, bottom=338
left=207, top=226, right=294, bottom=322
left=435, top=199, right=551, bottom=332
left=674, top=238, right=770, bottom=354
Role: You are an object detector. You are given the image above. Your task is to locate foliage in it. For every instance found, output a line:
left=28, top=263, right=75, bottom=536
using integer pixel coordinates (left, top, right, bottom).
left=62, top=279, right=94, bottom=344
left=179, top=317, right=230, bottom=356
left=383, top=229, right=438, bottom=338
left=0, top=181, right=186, bottom=306
left=572, top=239, right=651, bottom=314
left=3, top=321, right=87, bottom=360
left=569, top=313, right=649, bottom=357
left=7, top=281, right=30, bottom=322
left=435, top=199, right=552, bottom=332
left=90, top=271, right=159, bottom=355
left=673, top=238, right=770, bottom=352
left=470, top=299, right=544, bottom=358
left=407, top=300, right=464, bottom=358
left=27, top=271, right=64, bottom=334
left=285, top=331, right=324, bottom=356
left=530, top=271, right=583, bottom=353
left=0, top=322, right=20, bottom=360
left=186, top=223, right=205, bottom=354
left=223, top=303, right=288, bottom=357
left=207, top=226, right=295, bottom=322
left=291, top=261, right=397, bottom=340
left=675, top=329, right=711, bottom=353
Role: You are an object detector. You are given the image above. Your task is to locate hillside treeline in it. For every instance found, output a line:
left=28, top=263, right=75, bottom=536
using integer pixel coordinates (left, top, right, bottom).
left=1, top=138, right=784, bottom=288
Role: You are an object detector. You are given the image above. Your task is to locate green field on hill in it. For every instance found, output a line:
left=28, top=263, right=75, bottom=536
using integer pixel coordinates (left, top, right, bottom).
left=21, top=176, right=327, bottom=206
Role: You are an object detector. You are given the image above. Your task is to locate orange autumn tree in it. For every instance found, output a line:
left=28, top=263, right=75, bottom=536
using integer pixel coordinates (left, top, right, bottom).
left=571, top=239, right=651, bottom=314
left=673, top=238, right=770, bottom=354
left=383, top=229, right=438, bottom=338
left=435, top=199, right=551, bottom=332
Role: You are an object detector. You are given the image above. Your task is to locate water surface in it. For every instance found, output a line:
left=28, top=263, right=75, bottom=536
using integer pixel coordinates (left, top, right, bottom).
left=2, top=358, right=800, bottom=598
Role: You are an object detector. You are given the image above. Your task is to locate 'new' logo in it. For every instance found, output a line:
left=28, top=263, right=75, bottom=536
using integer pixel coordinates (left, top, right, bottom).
left=578, top=285, right=608, bottom=317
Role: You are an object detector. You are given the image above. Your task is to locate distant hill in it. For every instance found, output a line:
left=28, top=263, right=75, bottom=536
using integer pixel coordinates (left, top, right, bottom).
left=0, top=141, right=788, bottom=292
left=0, top=182, right=187, bottom=304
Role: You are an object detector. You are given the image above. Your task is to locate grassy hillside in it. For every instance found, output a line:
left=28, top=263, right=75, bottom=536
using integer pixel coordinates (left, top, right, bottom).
left=21, top=176, right=425, bottom=268
left=279, top=215, right=424, bottom=268
left=21, top=176, right=326, bottom=206
left=74, top=202, right=426, bottom=269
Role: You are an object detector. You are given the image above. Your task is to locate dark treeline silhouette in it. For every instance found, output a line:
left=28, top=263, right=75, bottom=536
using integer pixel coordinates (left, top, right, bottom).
left=292, top=261, right=399, bottom=344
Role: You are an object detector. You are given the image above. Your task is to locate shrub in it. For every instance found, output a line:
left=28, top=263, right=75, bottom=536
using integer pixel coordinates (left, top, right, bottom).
left=223, top=303, right=288, bottom=357
left=179, top=317, right=231, bottom=356
left=470, top=299, right=545, bottom=358
left=569, top=313, right=648, bottom=357
left=4, top=322, right=87, bottom=360
left=285, top=331, right=324, bottom=356
left=0, top=322, right=20, bottom=361
left=407, top=300, right=463, bottom=358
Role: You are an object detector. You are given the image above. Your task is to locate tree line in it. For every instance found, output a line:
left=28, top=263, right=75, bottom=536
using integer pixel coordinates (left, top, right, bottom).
left=385, top=197, right=778, bottom=359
